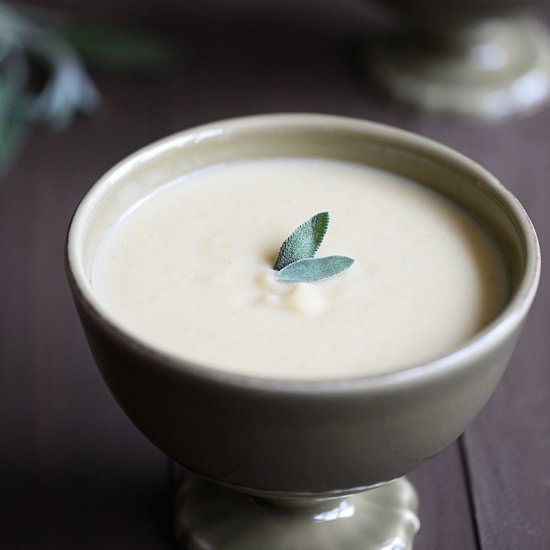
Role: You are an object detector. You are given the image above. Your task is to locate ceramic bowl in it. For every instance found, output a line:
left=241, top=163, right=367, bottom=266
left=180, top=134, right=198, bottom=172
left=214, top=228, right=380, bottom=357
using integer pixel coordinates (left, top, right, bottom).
left=368, top=1, right=550, bottom=118
left=66, top=114, right=540, bottom=496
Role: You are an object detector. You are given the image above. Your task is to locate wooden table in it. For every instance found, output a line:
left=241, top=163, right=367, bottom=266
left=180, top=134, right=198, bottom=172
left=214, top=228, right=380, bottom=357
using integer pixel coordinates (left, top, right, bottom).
left=1, top=1, right=549, bottom=548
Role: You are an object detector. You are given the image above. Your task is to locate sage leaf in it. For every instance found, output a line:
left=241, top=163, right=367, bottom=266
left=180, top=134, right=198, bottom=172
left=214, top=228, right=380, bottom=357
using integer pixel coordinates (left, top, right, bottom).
left=276, top=256, right=355, bottom=283
left=0, top=76, right=29, bottom=167
left=59, top=23, right=174, bottom=73
left=273, top=212, right=329, bottom=270
left=0, top=2, right=100, bottom=169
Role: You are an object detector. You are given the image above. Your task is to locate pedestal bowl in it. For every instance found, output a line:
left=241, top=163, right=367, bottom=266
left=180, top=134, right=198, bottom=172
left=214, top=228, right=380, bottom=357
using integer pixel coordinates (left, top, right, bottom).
left=367, top=0, right=550, bottom=119
left=66, top=114, right=540, bottom=548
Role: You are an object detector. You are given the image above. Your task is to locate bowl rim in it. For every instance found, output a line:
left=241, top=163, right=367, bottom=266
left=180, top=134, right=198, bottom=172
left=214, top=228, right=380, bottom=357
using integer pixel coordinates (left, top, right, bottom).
left=66, top=113, right=541, bottom=395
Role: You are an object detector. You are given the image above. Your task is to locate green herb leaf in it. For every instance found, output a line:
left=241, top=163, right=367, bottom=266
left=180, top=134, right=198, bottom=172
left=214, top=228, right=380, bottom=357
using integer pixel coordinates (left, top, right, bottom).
left=276, top=256, right=355, bottom=283
left=0, top=3, right=100, bottom=170
left=0, top=76, right=30, bottom=168
left=273, top=212, right=329, bottom=271
left=59, top=23, right=174, bottom=73
left=272, top=211, right=355, bottom=282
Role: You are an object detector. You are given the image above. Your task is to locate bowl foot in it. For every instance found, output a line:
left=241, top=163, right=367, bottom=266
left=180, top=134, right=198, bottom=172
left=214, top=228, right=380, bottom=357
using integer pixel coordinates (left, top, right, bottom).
left=174, top=476, right=419, bottom=549
left=366, top=15, right=550, bottom=120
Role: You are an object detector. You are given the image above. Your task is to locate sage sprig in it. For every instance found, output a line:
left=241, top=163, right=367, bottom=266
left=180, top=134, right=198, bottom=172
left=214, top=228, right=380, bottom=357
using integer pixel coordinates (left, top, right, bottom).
left=0, top=2, right=99, bottom=169
left=273, top=212, right=354, bottom=283
left=0, top=2, right=175, bottom=171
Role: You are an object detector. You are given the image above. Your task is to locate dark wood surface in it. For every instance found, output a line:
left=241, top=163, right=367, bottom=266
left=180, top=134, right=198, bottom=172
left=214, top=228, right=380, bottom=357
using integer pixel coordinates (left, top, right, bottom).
left=1, top=1, right=549, bottom=548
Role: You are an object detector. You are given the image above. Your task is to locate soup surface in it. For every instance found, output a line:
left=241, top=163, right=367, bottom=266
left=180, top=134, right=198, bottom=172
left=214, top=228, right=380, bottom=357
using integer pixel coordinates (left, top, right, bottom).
left=93, top=157, right=507, bottom=378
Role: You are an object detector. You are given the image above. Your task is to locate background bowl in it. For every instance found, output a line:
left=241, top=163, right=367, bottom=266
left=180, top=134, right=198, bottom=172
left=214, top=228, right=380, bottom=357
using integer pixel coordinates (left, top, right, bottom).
left=66, top=114, right=540, bottom=495
left=368, top=0, right=550, bottom=118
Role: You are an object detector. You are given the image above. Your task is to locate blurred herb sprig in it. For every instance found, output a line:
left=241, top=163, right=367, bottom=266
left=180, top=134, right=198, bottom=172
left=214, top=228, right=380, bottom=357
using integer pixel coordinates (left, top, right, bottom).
left=0, top=3, right=174, bottom=170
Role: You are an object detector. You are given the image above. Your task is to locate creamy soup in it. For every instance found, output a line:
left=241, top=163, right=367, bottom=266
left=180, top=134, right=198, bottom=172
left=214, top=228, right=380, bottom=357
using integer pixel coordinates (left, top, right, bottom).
left=93, top=157, right=507, bottom=379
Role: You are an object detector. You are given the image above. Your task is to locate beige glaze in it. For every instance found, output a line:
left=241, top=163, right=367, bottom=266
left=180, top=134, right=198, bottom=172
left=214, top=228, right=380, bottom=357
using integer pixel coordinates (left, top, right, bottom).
left=93, top=157, right=507, bottom=379
left=67, top=114, right=540, bottom=498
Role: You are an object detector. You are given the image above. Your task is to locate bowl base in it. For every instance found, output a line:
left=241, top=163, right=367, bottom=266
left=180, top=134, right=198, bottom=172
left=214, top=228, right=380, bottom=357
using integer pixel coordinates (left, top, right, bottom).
left=174, top=475, right=419, bottom=549
left=366, top=15, right=550, bottom=120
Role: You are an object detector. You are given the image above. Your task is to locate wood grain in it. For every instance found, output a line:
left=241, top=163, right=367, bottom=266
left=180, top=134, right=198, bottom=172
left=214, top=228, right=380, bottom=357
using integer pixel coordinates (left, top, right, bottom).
left=0, top=80, right=175, bottom=548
